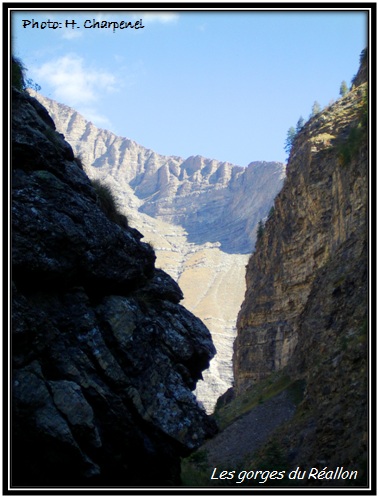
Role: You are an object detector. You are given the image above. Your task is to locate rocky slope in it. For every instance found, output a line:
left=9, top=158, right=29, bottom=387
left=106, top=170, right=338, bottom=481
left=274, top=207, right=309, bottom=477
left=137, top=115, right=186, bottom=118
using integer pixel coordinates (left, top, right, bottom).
left=30, top=91, right=285, bottom=411
left=11, top=86, right=218, bottom=486
left=232, top=56, right=368, bottom=479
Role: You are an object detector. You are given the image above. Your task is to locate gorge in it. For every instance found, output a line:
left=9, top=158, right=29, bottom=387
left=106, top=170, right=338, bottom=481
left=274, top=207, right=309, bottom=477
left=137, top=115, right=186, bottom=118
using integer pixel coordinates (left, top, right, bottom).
left=10, top=49, right=369, bottom=489
left=29, top=91, right=285, bottom=411
left=183, top=50, right=369, bottom=487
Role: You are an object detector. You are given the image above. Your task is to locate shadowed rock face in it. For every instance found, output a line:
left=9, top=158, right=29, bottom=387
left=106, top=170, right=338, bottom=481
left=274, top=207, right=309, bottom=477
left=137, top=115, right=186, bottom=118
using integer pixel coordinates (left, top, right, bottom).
left=11, top=87, right=217, bottom=487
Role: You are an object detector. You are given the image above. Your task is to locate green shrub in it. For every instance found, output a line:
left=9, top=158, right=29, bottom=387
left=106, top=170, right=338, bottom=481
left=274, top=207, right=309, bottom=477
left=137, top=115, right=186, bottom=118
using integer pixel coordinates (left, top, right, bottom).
left=336, top=83, right=367, bottom=166
left=187, top=448, right=208, bottom=465
left=12, top=55, right=42, bottom=93
left=91, top=179, right=128, bottom=228
left=12, top=56, right=26, bottom=91
left=256, top=220, right=265, bottom=241
left=252, top=439, right=288, bottom=472
left=287, top=379, right=306, bottom=405
left=337, top=124, right=365, bottom=167
left=181, top=449, right=210, bottom=486
left=339, top=80, right=348, bottom=97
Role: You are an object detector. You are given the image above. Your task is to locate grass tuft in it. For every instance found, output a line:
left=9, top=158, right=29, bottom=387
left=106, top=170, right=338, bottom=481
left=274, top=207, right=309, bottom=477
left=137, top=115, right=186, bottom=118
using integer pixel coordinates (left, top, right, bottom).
left=91, top=179, right=128, bottom=228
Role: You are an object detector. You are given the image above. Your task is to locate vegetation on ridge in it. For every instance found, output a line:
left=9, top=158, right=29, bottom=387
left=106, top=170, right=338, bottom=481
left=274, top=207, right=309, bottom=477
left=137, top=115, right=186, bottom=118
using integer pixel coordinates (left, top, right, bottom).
left=91, top=178, right=129, bottom=228
left=12, top=55, right=41, bottom=92
left=284, top=48, right=367, bottom=160
left=12, top=56, right=26, bottom=91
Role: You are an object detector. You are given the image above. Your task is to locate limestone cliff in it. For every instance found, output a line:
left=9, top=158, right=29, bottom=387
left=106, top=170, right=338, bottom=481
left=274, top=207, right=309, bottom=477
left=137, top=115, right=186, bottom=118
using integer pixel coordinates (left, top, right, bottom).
left=30, top=92, right=285, bottom=255
left=30, top=91, right=285, bottom=412
left=11, top=86, right=218, bottom=487
left=233, top=57, right=368, bottom=476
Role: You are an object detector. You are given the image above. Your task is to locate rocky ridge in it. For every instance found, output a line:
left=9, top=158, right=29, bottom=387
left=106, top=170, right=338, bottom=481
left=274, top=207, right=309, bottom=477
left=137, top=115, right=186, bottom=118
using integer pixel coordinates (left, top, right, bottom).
left=234, top=76, right=368, bottom=392
left=31, top=92, right=285, bottom=255
left=11, top=86, right=218, bottom=486
left=31, top=91, right=285, bottom=411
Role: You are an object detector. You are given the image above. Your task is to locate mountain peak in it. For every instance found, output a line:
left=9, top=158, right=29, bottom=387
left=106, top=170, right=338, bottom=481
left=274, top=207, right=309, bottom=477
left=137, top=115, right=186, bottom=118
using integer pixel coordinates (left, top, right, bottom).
left=31, top=91, right=285, bottom=255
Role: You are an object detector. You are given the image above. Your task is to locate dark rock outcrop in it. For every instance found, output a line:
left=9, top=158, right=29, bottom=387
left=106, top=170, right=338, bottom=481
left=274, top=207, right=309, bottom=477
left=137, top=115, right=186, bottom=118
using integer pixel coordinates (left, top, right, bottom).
left=233, top=57, right=368, bottom=479
left=11, top=87, right=217, bottom=487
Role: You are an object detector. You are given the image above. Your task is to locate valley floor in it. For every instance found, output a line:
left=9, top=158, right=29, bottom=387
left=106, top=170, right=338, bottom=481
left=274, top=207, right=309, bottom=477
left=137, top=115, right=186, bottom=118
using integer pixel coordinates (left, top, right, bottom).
left=181, top=373, right=304, bottom=487
left=202, top=390, right=296, bottom=468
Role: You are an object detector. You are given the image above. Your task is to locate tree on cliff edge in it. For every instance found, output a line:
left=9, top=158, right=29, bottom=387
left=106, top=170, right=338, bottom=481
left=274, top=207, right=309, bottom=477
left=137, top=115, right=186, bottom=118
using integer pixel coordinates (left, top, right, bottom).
left=284, top=126, right=296, bottom=155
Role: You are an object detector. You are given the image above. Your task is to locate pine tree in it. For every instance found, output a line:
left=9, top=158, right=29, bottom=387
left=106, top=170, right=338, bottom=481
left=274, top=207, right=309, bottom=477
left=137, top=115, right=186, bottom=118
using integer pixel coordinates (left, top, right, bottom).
left=339, top=80, right=348, bottom=97
left=12, top=56, right=26, bottom=90
left=284, top=126, right=296, bottom=155
left=359, top=47, right=367, bottom=64
left=296, top=116, right=305, bottom=133
left=256, top=220, right=264, bottom=241
left=25, top=78, right=41, bottom=93
left=311, top=101, right=321, bottom=117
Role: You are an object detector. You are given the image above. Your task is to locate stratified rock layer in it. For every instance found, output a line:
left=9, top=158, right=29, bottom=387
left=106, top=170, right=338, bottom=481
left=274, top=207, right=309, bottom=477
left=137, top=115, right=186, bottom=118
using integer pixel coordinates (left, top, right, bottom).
left=233, top=64, right=368, bottom=477
left=234, top=81, right=367, bottom=391
left=11, top=87, right=217, bottom=487
left=32, top=92, right=285, bottom=255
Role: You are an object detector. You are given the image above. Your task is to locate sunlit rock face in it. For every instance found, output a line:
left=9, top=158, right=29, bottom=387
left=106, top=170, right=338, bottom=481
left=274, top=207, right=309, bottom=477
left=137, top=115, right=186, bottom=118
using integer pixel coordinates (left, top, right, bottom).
left=234, top=81, right=368, bottom=393
left=233, top=60, right=368, bottom=476
left=12, top=87, right=218, bottom=486
left=32, top=91, right=285, bottom=412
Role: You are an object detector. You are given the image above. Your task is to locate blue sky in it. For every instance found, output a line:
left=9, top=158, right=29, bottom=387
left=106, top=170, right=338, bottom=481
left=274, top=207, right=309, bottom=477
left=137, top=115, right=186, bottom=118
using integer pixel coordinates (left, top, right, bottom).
left=11, top=8, right=368, bottom=166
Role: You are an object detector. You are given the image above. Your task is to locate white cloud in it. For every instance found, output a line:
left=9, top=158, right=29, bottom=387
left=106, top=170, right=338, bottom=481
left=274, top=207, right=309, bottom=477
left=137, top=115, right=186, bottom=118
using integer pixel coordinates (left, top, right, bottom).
left=33, top=54, right=117, bottom=107
left=32, top=54, right=117, bottom=129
